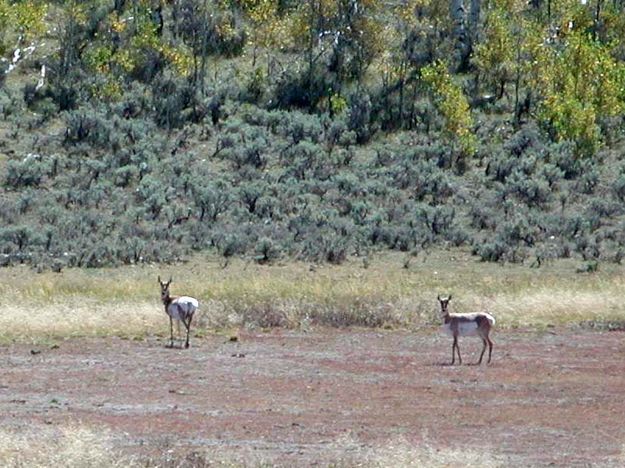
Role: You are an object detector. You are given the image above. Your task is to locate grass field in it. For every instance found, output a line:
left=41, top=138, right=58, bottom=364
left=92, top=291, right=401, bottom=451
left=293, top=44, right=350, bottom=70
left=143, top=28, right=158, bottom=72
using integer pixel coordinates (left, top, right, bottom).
left=0, top=424, right=509, bottom=467
left=1, top=250, right=624, bottom=343
left=2, top=251, right=625, bottom=467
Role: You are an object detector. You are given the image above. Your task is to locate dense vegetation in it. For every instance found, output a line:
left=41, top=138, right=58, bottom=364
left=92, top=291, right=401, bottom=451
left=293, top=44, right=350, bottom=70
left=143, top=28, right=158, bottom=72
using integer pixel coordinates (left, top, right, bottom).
left=1, top=0, right=625, bottom=270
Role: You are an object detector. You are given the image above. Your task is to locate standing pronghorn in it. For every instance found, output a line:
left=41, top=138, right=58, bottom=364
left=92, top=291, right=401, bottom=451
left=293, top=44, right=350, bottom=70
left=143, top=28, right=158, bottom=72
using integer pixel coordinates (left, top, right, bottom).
left=437, top=295, right=495, bottom=365
left=158, top=276, right=199, bottom=349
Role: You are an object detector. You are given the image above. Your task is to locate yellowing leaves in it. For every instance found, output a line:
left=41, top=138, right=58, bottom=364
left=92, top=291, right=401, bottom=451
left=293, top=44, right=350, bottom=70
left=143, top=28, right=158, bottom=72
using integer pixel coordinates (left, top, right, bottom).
left=422, top=60, right=476, bottom=155
left=538, top=31, right=625, bottom=156
left=109, top=13, right=127, bottom=34
left=130, top=14, right=192, bottom=76
left=240, top=0, right=283, bottom=53
left=0, top=0, right=47, bottom=55
left=241, top=0, right=277, bottom=24
left=473, top=7, right=515, bottom=96
left=13, top=1, right=48, bottom=40
left=84, top=46, right=114, bottom=74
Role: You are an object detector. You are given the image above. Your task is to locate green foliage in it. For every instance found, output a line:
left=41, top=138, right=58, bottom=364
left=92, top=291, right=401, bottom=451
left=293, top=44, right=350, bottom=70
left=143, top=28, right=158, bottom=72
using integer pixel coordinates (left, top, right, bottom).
left=254, top=237, right=281, bottom=264
left=346, top=90, right=372, bottom=144
left=0, top=0, right=47, bottom=55
left=472, top=3, right=515, bottom=99
left=279, top=0, right=382, bottom=110
left=537, top=31, right=625, bottom=156
left=4, top=154, right=51, bottom=188
left=2, top=0, right=625, bottom=271
left=421, top=60, right=477, bottom=156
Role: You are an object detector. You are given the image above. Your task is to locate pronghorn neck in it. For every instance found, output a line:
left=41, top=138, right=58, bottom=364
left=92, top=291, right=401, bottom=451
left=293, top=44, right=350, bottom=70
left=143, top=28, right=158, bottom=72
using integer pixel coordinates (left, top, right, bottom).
left=162, top=292, right=179, bottom=307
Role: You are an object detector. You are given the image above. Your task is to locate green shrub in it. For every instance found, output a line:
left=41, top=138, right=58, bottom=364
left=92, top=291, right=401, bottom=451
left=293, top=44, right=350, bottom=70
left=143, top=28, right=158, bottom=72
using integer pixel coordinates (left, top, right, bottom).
left=254, top=237, right=280, bottom=264
left=612, top=174, right=625, bottom=201
left=474, top=240, right=508, bottom=262
left=347, top=91, right=373, bottom=144
left=504, top=171, right=552, bottom=208
left=4, top=154, right=51, bottom=188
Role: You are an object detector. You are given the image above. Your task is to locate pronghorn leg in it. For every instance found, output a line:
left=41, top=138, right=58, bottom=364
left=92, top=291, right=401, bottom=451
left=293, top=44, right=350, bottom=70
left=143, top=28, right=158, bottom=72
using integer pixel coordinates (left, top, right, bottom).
left=452, top=336, right=461, bottom=365
left=183, top=315, right=193, bottom=349
left=451, top=337, right=456, bottom=365
left=176, top=320, right=182, bottom=348
left=169, top=316, right=174, bottom=348
left=478, top=338, right=487, bottom=364
left=487, top=336, right=494, bottom=363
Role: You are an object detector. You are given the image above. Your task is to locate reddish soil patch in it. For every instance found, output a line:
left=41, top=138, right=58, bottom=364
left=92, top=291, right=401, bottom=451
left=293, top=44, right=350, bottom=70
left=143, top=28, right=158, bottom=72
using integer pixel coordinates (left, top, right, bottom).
left=1, top=328, right=624, bottom=465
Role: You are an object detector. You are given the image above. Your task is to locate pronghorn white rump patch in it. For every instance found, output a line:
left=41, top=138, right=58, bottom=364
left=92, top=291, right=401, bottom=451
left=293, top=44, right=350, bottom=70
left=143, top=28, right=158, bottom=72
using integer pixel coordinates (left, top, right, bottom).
left=484, top=313, right=496, bottom=325
left=166, top=296, right=199, bottom=320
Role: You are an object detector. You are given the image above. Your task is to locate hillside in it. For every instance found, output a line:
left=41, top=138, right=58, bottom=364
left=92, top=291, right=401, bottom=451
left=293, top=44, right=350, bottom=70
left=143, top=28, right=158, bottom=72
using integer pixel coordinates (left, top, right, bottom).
left=1, top=0, right=625, bottom=270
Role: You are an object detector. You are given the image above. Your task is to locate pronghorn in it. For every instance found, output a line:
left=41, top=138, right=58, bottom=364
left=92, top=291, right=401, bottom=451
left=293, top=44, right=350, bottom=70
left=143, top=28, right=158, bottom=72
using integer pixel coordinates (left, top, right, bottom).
left=158, top=276, right=199, bottom=349
left=437, top=295, right=495, bottom=365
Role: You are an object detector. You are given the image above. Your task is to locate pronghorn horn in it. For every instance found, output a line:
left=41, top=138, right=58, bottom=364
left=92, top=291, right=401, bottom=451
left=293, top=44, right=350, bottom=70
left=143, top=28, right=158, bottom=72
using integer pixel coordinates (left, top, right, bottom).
left=158, top=275, right=161, bottom=284
left=448, top=294, right=452, bottom=301
left=437, top=294, right=441, bottom=301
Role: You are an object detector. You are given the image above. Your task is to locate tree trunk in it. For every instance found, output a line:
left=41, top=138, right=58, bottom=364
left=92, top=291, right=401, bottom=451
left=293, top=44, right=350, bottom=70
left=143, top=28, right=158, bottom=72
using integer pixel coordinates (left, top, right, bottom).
left=114, top=0, right=126, bottom=13
left=468, top=0, right=481, bottom=45
left=450, top=0, right=471, bottom=71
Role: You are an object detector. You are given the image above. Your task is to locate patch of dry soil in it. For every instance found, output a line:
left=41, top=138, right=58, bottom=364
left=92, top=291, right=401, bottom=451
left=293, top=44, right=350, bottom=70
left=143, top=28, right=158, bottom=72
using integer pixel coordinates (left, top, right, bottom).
left=1, top=329, right=624, bottom=465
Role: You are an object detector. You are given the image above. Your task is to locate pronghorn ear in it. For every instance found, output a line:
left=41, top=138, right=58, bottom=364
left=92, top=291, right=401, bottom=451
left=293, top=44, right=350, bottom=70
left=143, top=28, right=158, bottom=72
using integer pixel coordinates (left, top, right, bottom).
left=437, top=294, right=440, bottom=301
left=168, top=276, right=173, bottom=284
left=157, top=275, right=161, bottom=284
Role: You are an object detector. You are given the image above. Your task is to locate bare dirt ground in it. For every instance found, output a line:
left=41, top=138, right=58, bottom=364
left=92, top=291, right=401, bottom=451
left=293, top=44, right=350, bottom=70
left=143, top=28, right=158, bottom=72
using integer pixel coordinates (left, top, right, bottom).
left=1, top=328, right=625, bottom=466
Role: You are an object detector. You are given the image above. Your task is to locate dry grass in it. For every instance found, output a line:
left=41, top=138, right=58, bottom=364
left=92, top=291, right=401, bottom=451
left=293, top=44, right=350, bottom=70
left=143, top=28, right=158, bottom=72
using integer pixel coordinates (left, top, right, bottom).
left=342, top=436, right=508, bottom=467
left=146, top=435, right=510, bottom=467
left=0, top=426, right=504, bottom=468
left=0, top=424, right=132, bottom=468
left=1, top=424, right=624, bottom=467
left=0, top=250, right=624, bottom=341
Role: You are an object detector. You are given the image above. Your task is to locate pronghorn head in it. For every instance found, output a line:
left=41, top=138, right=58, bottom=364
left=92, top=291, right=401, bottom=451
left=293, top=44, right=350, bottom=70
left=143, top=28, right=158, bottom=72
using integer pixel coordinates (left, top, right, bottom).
left=158, top=276, right=172, bottom=302
left=437, top=294, right=452, bottom=315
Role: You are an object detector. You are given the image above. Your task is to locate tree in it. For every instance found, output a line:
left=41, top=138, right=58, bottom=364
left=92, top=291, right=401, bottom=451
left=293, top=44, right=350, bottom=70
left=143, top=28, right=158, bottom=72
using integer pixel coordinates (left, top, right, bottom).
left=240, top=0, right=282, bottom=67
left=0, top=0, right=47, bottom=56
left=537, top=29, right=625, bottom=156
left=287, top=0, right=382, bottom=110
left=449, top=0, right=483, bottom=71
left=421, top=60, right=477, bottom=159
left=175, top=0, right=246, bottom=89
left=472, top=3, right=515, bottom=100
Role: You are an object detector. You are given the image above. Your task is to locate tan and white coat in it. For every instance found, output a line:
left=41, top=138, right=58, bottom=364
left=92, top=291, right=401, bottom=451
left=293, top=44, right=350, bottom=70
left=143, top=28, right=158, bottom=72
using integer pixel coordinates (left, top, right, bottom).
left=158, top=276, right=199, bottom=349
left=438, top=295, right=495, bottom=365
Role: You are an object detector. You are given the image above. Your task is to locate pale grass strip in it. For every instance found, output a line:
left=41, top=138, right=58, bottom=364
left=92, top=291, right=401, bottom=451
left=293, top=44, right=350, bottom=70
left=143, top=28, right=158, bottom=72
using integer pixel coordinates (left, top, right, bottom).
left=485, top=289, right=625, bottom=326
left=330, top=434, right=508, bottom=467
left=2, top=289, right=624, bottom=340
left=0, top=424, right=132, bottom=468
left=0, top=300, right=162, bottom=339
